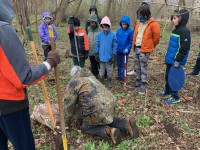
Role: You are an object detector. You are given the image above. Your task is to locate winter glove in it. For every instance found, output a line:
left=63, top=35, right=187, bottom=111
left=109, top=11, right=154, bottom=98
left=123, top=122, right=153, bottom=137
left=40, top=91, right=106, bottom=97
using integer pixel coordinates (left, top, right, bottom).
left=95, top=53, right=100, bottom=62
left=110, top=55, right=116, bottom=64
left=124, top=48, right=128, bottom=54
left=46, top=50, right=61, bottom=68
left=84, top=51, right=89, bottom=59
left=173, top=61, right=180, bottom=68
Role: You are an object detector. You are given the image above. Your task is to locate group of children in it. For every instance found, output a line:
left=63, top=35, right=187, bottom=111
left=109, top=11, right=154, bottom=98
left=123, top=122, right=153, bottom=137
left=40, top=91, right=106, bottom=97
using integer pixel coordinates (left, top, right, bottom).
left=38, top=1, right=193, bottom=105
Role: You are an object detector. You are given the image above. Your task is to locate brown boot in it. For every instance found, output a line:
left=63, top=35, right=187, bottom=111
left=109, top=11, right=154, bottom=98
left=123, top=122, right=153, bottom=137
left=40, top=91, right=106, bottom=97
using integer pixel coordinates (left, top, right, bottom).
left=105, top=126, right=122, bottom=145
left=126, top=117, right=139, bottom=138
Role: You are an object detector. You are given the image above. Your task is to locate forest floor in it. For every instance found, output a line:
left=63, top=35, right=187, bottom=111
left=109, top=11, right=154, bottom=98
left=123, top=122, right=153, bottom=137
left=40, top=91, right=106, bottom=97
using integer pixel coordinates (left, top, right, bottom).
left=12, top=24, right=200, bottom=150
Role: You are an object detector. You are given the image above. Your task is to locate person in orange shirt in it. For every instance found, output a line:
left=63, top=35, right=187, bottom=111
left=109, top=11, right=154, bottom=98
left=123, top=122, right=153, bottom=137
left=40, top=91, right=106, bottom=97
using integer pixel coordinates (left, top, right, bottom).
left=131, top=4, right=160, bottom=94
left=68, top=16, right=89, bottom=68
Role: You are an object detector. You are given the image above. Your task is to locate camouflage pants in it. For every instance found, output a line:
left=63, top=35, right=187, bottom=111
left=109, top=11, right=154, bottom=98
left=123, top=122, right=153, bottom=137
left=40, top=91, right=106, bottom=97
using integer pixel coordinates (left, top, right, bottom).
left=99, top=62, right=113, bottom=78
left=133, top=47, right=150, bottom=83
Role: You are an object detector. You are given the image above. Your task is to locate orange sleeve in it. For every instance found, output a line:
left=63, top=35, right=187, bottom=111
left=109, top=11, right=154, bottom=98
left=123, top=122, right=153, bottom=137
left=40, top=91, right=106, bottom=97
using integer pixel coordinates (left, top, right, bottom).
left=67, top=25, right=70, bottom=34
left=83, top=30, right=89, bottom=51
left=152, top=21, right=160, bottom=47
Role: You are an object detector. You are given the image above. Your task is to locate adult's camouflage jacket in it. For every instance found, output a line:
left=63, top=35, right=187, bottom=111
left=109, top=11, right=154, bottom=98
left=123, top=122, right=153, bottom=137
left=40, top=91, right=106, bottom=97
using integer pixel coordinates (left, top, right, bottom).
left=64, top=69, right=116, bottom=126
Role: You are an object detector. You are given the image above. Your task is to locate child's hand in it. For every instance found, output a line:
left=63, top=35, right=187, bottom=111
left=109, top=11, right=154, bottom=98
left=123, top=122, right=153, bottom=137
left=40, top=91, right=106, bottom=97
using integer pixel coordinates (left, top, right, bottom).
left=124, top=49, right=128, bottom=53
left=174, top=61, right=180, bottom=68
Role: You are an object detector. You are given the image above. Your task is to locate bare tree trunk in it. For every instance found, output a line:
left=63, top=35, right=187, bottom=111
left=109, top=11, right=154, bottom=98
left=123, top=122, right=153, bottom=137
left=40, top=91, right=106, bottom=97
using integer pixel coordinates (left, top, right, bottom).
left=55, top=0, right=70, bottom=26
left=13, top=0, right=30, bottom=35
left=91, top=0, right=98, bottom=5
left=178, top=0, right=186, bottom=6
left=105, top=0, right=113, bottom=17
left=35, top=0, right=38, bottom=33
left=111, top=0, right=117, bottom=23
left=74, top=0, right=82, bottom=14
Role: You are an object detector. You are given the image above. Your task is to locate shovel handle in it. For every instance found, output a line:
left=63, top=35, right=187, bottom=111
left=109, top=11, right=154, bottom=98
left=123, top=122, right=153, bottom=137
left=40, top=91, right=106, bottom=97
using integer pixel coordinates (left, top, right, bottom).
left=48, top=25, right=68, bottom=150
left=26, top=26, right=56, bottom=129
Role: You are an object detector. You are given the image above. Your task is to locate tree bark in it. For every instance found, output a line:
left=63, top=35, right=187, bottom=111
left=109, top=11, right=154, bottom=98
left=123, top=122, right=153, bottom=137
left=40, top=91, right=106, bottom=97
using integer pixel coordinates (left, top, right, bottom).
left=74, top=0, right=82, bottom=14
left=55, top=0, right=70, bottom=26
left=105, top=0, right=113, bottom=17
left=13, top=0, right=30, bottom=35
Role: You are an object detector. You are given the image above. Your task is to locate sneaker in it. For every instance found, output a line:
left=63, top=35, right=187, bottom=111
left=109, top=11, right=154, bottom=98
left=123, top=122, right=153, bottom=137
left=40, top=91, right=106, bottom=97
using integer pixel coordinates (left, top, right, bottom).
left=157, top=91, right=170, bottom=97
left=186, top=72, right=199, bottom=76
left=106, top=127, right=122, bottom=145
left=127, top=70, right=136, bottom=76
left=126, top=117, right=139, bottom=138
left=139, top=84, right=146, bottom=95
left=165, top=97, right=181, bottom=105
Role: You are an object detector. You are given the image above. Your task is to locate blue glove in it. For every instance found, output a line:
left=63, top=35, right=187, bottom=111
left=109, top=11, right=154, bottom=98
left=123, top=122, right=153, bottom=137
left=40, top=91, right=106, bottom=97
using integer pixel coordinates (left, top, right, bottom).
left=174, top=61, right=180, bottom=68
left=124, top=49, right=128, bottom=53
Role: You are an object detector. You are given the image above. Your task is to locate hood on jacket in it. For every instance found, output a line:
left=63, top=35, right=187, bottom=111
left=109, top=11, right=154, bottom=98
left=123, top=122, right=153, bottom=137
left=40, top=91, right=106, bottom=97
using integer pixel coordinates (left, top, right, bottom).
left=175, top=9, right=189, bottom=27
left=0, top=0, right=14, bottom=23
left=119, top=16, right=131, bottom=28
left=100, top=16, right=111, bottom=27
left=89, top=5, right=98, bottom=15
left=87, top=14, right=98, bottom=23
left=42, top=12, right=52, bottom=20
left=142, top=0, right=151, bottom=9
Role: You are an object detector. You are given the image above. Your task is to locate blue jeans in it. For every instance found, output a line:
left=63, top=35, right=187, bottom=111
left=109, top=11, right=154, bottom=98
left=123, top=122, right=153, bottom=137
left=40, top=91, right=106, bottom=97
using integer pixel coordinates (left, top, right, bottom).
left=0, top=107, right=35, bottom=150
left=117, top=53, right=129, bottom=79
left=165, top=64, right=179, bottom=99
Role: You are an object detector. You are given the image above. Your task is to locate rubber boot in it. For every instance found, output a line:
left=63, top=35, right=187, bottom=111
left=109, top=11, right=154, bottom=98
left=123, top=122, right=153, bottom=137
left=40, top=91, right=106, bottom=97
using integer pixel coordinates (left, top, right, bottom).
left=107, top=77, right=112, bottom=88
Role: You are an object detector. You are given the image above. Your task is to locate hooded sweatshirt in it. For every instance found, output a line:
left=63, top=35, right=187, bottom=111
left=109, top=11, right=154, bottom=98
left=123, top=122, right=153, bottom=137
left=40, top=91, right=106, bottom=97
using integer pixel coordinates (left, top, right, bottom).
left=116, top=16, right=133, bottom=54
left=96, top=16, right=117, bottom=62
left=39, top=12, right=58, bottom=45
left=85, top=5, right=102, bottom=34
left=142, top=0, right=151, bottom=8
left=165, top=9, right=191, bottom=65
left=87, top=14, right=101, bottom=56
left=0, top=1, right=49, bottom=116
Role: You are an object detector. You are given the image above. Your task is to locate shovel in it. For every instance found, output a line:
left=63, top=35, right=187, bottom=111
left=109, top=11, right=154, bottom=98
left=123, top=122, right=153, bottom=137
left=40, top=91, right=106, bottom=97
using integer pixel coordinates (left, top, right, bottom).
left=26, top=27, right=56, bottom=129
left=48, top=25, right=68, bottom=150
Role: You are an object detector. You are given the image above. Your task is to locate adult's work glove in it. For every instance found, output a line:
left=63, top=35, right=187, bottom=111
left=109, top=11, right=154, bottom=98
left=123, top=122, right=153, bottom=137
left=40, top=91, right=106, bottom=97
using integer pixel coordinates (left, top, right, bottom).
left=84, top=51, right=89, bottom=59
left=95, top=53, right=100, bottom=62
left=173, top=61, right=180, bottom=68
left=46, top=50, right=61, bottom=68
left=110, top=55, right=116, bottom=64
left=124, top=48, right=128, bottom=54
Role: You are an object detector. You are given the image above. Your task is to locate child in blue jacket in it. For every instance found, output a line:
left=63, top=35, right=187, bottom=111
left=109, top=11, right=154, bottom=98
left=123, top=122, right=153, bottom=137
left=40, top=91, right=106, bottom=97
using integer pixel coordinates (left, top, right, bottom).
left=116, top=16, right=133, bottom=81
left=95, top=16, right=117, bottom=88
left=158, top=9, right=191, bottom=105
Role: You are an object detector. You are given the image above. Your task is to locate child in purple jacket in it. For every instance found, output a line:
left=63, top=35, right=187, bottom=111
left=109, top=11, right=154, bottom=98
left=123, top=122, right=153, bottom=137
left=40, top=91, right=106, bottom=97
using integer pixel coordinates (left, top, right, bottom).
left=39, top=12, right=58, bottom=60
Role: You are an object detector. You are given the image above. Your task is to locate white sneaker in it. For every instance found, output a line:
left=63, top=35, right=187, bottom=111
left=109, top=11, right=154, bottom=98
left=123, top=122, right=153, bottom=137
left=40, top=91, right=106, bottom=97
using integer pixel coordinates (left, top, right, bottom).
left=127, top=70, right=136, bottom=76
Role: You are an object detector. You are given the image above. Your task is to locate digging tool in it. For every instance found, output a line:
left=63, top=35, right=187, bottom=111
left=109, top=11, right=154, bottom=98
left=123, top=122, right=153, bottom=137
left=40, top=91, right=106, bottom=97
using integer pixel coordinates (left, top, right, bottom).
left=73, top=24, right=80, bottom=66
left=48, top=25, right=68, bottom=150
left=69, top=16, right=80, bottom=66
left=26, top=26, right=56, bottom=129
left=123, top=53, right=127, bottom=90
